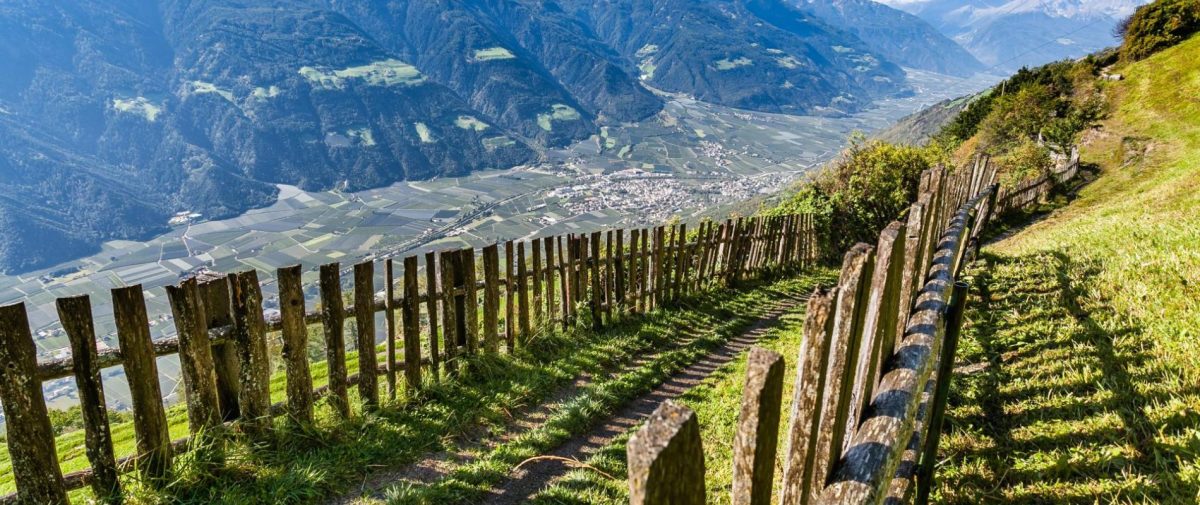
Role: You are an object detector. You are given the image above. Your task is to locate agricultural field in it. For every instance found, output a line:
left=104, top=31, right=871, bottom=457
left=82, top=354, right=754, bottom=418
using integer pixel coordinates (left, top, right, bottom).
left=0, top=69, right=992, bottom=415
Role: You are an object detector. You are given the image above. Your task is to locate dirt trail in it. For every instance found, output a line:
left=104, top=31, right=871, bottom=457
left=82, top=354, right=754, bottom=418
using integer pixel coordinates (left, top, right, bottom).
left=480, top=293, right=805, bottom=504
left=331, top=292, right=805, bottom=504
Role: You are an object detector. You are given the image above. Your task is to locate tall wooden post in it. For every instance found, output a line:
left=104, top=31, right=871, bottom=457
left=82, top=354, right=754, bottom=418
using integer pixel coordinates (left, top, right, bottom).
left=319, top=263, right=349, bottom=417
left=113, top=286, right=173, bottom=480
left=275, top=266, right=313, bottom=422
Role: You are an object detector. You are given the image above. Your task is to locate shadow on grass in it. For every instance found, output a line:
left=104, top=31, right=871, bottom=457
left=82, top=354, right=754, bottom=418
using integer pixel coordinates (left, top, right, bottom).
left=938, top=250, right=1199, bottom=504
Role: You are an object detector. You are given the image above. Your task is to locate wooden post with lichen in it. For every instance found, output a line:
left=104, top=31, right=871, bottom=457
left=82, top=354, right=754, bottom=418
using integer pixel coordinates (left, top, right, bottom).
left=516, top=242, right=531, bottom=342
left=0, top=303, right=69, bottom=503
left=558, top=236, right=570, bottom=328
left=779, top=289, right=836, bottom=505
left=164, top=280, right=222, bottom=431
left=384, top=259, right=398, bottom=400
left=319, top=263, right=350, bottom=417
left=483, top=245, right=501, bottom=354
left=590, top=231, right=602, bottom=329
left=627, top=400, right=706, bottom=505
left=57, top=295, right=120, bottom=500
left=505, top=241, right=516, bottom=350
left=354, top=262, right=379, bottom=408
left=440, top=250, right=459, bottom=374
left=402, top=256, right=423, bottom=391
left=199, top=278, right=240, bottom=421
left=545, top=237, right=557, bottom=324
left=532, top=238, right=543, bottom=326
left=425, top=252, right=441, bottom=379
left=230, top=271, right=271, bottom=432
left=732, top=347, right=786, bottom=505
left=113, top=285, right=173, bottom=480
left=810, top=244, right=875, bottom=497
left=275, top=266, right=313, bottom=422
left=461, top=248, right=479, bottom=354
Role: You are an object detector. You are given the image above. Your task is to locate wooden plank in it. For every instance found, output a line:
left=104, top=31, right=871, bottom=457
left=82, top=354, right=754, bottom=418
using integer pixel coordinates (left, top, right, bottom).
left=615, top=229, right=626, bottom=313
left=627, top=400, right=706, bottom=505
left=0, top=303, right=68, bottom=503
left=384, top=259, right=398, bottom=400
left=578, top=234, right=590, bottom=320
left=850, top=222, right=907, bottom=430
left=811, top=244, right=875, bottom=496
left=112, top=285, right=173, bottom=479
left=482, top=245, right=501, bottom=353
left=674, top=223, right=688, bottom=301
left=517, top=242, right=531, bottom=342
left=589, top=231, right=602, bottom=329
left=662, top=226, right=675, bottom=304
left=628, top=229, right=640, bottom=313
left=319, top=263, right=350, bottom=417
left=402, top=256, right=423, bottom=391
left=604, top=230, right=614, bottom=322
left=164, top=280, right=223, bottom=431
left=440, top=250, right=459, bottom=374
left=504, top=241, right=516, bottom=351
left=199, top=278, right=239, bottom=420
left=779, top=289, right=836, bottom=505
left=557, top=236, right=569, bottom=328
left=732, top=347, right=787, bottom=505
left=229, top=271, right=271, bottom=432
left=57, top=296, right=120, bottom=499
left=425, top=252, right=441, bottom=379
left=652, top=227, right=664, bottom=310
left=354, top=262, right=379, bottom=409
left=461, top=248, right=479, bottom=354
left=531, top=238, right=543, bottom=325
left=276, top=266, right=314, bottom=421
left=544, top=237, right=557, bottom=325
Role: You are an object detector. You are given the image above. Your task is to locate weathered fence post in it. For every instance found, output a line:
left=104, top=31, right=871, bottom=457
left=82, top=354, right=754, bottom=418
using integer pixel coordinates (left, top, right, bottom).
left=505, top=241, right=516, bottom=350
left=627, top=400, right=706, bottom=505
left=440, top=250, right=459, bottom=374
left=517, top=242, right=532, bottom=339
left=402, top=256, right=423, bottom=392
left=113, top=285, right=173, bottom=480
left=57, top=296, right=120, bottom=500
left=483, top=245, right=501, bottom=353
left=164, top=280, right=223, bottom=431
left=425, top=252, right=441, bottom=379
left=0, top=303, right=69, bottom=503
left=229, top=271, right=271, bottom=433
left=355, top=261, right=379, bottom=408
left=461, top=248, right=480, bottom=354
left=589, top=231, right=602, bottom=328
left=915, top=281, right=971, bottom=505
left=811, top=245, right=875, bottom=497
left=780, top=289, right=836, bottom=505
left=275, top=266, right=314, bottom=423
left=199, top=278, right=240, bottom=420
left=532, top=238, right=544, bottom=326
left=544, top=237, right=557, bottom=324
left=319, top=263, right=350, bottom=417
left=385, top=259, right=398, bottom=400
left=732, top=347, right=786, bottom=505
left=850, top=221, right=907, bottom=429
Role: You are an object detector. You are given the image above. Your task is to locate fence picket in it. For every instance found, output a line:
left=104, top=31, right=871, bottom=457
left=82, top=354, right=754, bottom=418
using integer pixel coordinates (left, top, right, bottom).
left=57, top=296, right=120, bottom=499
left=354, top=262, right=379, bottom=408
left=113, top=286, right=173, bottom=479
left=731, top=347, right=786, bottom=505
left=319, top=263, right=350, bottom=417
left=402, top=256, right=423, bottom=391
left=627, top=401, right=706, bottom=505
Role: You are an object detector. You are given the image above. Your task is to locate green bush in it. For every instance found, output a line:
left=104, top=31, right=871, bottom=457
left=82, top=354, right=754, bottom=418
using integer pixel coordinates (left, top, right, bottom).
left=1119, top=0, right=1200, bottom=61
left=769, top=136, right=949, bottom=257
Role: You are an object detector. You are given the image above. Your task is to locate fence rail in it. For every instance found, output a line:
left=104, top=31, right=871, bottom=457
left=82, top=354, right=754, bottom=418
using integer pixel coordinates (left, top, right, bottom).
left=0, top=213, right=820, bottom=503
left=628, top=151, right=1079, bottom=505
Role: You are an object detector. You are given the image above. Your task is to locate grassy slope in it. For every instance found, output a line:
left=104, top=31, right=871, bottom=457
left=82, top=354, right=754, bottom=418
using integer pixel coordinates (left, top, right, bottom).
left=936, top=36, right=1200, bottom=503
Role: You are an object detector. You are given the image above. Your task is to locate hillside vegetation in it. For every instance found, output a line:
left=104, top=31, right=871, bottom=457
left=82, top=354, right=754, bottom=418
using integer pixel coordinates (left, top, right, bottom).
left=936, top=30, right=1200, bottom=504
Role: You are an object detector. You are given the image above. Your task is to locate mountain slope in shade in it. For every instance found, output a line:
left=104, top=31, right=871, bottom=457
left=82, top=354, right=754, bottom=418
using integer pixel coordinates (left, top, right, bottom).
left=0, top=0, right=919, bottom=273
left=879, top=0, right=1149, bottom=71
left=792, top=0, right=986, bottom=77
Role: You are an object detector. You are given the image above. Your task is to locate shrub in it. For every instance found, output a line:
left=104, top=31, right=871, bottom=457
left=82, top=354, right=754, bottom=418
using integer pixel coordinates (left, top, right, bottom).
left=1119, top=0, right=1200, bottom=61
left=770, top=136, right=949, bottom=256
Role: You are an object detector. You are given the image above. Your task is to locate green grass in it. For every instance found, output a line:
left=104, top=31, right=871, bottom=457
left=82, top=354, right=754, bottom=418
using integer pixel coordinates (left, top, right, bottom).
left=933, top=34, right=1200, bottom=504
left=523, top=288, right=817, bottom=505
left=11, top=271, right=829, bottom=504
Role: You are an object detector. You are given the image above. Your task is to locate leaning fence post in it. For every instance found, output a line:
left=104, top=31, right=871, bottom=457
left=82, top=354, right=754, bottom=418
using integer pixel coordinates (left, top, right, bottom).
left=915, top=281, right=971, bottom=505
left=113, top=285, right=173, bottom=480
left=780, top=289, right=837, bottom=505
left=276, top=266, right=314, bottom=422
left=57, top=296, right=120, bottom=500
left=0, top=303, right=68, bottom=503
left=354, top=261, right=379, bottom=408
left=732, top=347, right=787, bottom=505
left=627, top=400, right=706, bottom=505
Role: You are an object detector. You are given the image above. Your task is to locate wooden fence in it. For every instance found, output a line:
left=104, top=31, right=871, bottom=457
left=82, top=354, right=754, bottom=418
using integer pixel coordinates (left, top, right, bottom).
left=0, top=213, right=820, bottom=503
left=993, top=147, right=1081, bottom=216
left=626, top=152, right=1077, bottom=504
